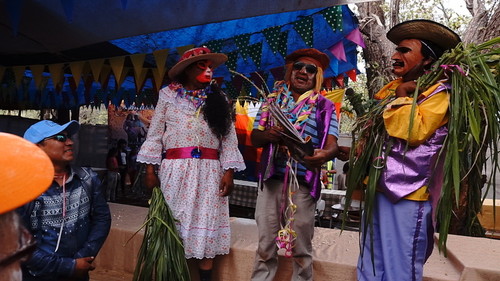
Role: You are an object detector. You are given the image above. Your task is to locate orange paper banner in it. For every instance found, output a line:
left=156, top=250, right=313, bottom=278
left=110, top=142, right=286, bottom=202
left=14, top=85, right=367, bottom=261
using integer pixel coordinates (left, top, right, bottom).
left=176, top=44, right=195, bottom=56
left=130, top=54, right=146, bottom=78
left=89, top=59, right=105, bottom=82
left=151, top=68, right=165, bottom=92
left=109, top=56, right=126, bottom=87
left=69, top=61, right=85, bottom=87
left=134, top=68, right=148, bottom=93
left=100, top=65, right=112, bottom=89
left=48, top=63, right=65, bottom=91
left=153, top=49, right=169, bottom=76
left=116, top=67, right=130, bottom=90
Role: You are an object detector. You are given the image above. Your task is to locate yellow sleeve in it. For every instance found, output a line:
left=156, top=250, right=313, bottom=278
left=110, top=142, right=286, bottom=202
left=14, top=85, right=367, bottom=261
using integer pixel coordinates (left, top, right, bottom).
left=382, top=91, right=449, bottom=146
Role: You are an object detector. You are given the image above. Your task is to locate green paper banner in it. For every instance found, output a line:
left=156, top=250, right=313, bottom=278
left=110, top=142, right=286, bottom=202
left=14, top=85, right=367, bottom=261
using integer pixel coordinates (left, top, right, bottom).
left=234, top=34, right=251, bottom=59
left=248, top=42, right=263, bottom=69
left=293, top=17, right=314, bottom=47
left=320, top=6, right=343, bottom=32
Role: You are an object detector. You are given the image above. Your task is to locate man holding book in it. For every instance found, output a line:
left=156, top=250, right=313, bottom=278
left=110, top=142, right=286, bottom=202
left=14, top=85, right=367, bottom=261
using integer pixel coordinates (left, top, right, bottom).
left=250, top=48, right=346, bottom=281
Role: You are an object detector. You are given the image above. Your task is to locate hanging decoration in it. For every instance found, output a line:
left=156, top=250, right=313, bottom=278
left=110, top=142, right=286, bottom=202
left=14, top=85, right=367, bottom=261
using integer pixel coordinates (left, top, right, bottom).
left=328, top=40, right=347, bottom=62
left=151, top=68, right=165, bottom=92
left=204, top=39, right=225, bottom=53
left=345, top=69, right=357, bottom=82
left=293, top=17, right=314, bottom=47
left=130, top=54, right=147, bottom=92
left=99, top=65, right=112, bottom=90
left=48, top=63, right=65, bottom=92
left=30, top=65, right=45, bottom=90
left=69, top=61, right=85, bottom=87
left=223, top=80, right=238, bottom=98
left=234, top=34, right=251, bottom=59
left=152, top=49, right=168, bottom=78
left=176, top=45, right=195, bottom=57
left=250, top=71, right=268, bottom=91
left=109, top=56, right=126, bottom=89
left=320, top=6, right=343, bottom=32
left=269, top=66, right=285, bottom=81
left=0, top=5, right=358, bottom=110
left=12, top=66, right=25, bottom=88
left=226, top=51, right=239, bottom=73
left=247, top=42, right=263, bottom=69
left=345, top=28, right=366, bottom=48
left=89, top=59, right=105, bottom=82
left=263, top=26, right=288, bottom=57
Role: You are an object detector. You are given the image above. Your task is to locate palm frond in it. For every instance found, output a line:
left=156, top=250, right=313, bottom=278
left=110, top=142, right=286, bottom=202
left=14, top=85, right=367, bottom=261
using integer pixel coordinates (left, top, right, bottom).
left=344, top=37, right=500, bottom=256
left=131, top=187, right=191, bottom=281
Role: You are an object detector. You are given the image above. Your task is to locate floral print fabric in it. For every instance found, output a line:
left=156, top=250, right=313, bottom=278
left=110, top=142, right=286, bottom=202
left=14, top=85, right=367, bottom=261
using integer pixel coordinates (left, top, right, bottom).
left=137, top=85, right=245, bottom=259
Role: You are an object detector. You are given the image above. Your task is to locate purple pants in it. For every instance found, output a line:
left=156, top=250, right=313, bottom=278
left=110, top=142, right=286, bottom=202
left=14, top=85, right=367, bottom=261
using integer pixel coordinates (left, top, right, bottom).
left=357, top=192, right=434, bottom=281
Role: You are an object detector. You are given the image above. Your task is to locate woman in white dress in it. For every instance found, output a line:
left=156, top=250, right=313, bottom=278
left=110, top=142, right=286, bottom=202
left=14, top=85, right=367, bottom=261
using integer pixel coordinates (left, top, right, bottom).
left=137, top=47, right=245, bottom=281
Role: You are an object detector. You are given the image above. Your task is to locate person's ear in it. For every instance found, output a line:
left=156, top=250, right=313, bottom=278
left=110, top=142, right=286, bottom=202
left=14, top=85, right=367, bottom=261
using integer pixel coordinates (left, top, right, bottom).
left=423, top=57, right=435, bottom=70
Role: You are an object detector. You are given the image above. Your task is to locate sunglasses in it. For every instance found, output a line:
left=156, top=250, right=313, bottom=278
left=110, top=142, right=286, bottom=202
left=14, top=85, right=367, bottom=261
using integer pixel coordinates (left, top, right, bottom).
left=0, top=227, right=36, bottom=268
left=292, top=62, right=318, bottom=74
left=44, top=133, right=70, bottom=142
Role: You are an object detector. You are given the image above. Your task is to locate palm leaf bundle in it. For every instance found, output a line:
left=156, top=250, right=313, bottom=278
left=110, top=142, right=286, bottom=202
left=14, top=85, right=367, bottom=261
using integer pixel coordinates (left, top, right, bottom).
left=344, top=37, right=500, bottom=255
left=131, top=187, right=191, bottom=281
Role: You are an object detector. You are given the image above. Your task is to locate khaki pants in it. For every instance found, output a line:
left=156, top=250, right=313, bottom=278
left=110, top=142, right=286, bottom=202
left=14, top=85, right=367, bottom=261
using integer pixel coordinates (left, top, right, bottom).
left=251, top=178, right=316, bottom=281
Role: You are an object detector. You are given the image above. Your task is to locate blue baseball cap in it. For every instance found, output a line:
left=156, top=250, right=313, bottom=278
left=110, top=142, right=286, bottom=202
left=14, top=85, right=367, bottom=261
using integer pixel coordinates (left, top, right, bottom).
left=24, top=120, right=80, bottom=144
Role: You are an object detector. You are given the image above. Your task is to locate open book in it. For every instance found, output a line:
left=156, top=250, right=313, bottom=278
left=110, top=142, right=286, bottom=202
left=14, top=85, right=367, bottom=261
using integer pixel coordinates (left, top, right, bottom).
left=268, top=103, right=314, bottom=160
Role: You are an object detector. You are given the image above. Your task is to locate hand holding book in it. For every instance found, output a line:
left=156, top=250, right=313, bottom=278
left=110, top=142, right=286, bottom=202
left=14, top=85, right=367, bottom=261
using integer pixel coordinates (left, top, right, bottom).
left=268, top=103, right=314, bottom=161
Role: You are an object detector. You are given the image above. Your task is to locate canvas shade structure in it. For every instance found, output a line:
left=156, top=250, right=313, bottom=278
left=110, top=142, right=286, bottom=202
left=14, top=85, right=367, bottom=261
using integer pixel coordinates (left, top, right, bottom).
left=0, top=1, right=368, bottom=110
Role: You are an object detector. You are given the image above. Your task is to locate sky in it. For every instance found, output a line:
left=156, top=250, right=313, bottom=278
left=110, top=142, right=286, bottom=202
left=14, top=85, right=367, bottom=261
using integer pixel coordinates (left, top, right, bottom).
left=446, top=0, right=469, bottom=15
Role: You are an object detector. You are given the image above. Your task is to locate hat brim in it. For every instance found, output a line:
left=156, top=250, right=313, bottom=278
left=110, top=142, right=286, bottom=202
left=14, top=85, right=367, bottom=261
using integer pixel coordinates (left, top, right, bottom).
left=168, top=53, right=228, bottom=80
left=387, top=19, right=461, bottom=51
left=0, top=133, right=54, bottom=214
left=41, top=120, right=79, bottom=143
left=25, top=120, right=80, bottom=144
left=60, top=120, right=80, bottom=137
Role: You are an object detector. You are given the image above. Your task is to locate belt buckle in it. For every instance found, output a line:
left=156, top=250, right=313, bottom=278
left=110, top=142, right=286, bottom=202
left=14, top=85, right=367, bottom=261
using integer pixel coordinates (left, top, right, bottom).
left=191, top=148, right=202, bottom=158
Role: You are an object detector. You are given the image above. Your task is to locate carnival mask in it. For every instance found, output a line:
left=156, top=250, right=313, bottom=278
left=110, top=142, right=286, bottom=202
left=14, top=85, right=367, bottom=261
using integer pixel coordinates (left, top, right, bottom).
left=196, top=60, right=213, bottom=83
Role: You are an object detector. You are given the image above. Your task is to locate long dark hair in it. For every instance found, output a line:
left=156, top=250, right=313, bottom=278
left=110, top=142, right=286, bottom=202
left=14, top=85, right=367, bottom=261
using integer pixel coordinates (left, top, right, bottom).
left=202, top=83, right=233, bottom=138
left=175, top=63, right=233, bottom=138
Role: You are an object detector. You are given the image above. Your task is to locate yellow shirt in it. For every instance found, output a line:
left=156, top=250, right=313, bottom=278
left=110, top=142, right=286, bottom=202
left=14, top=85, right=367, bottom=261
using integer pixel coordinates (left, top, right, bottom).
left=376, top=79, right=450, bottom=146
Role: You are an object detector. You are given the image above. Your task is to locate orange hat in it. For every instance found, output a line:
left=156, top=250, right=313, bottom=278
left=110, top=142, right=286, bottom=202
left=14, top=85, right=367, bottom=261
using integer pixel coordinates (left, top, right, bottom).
left=0, top=133, right=54, bottom=214
left=285, top=48, right=330, bottom=70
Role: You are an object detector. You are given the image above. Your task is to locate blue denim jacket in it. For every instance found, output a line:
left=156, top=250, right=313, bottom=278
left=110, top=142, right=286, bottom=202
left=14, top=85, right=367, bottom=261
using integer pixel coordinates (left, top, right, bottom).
left=18, top=166, right=111, bottom=281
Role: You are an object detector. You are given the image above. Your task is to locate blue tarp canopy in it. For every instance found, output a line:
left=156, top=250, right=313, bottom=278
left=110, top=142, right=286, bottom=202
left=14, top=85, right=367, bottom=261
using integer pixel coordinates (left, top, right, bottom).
left=0, top=2, right=363, bottom=109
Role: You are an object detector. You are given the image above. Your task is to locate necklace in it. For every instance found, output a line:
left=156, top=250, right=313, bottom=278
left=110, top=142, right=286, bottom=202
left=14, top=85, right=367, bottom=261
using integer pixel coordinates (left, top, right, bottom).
left=169, top=82, right=209, bottom=109
left=258, top=82, right=319, bottom=133
left=54, top=173, right=67, bottom=252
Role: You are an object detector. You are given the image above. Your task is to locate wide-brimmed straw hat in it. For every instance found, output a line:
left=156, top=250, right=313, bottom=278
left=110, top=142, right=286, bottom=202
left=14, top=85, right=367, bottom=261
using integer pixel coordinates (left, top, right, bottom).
left=0, top=133, right=54, bottom=214
left=168, top=47, right=228, bottom=80
left=387, top=19, right=461, bottom=51
left=285, top=48, right=330, bottom=70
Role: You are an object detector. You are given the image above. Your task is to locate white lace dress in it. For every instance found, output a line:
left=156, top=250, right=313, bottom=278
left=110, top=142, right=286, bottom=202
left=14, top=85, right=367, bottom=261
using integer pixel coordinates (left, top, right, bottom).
left=137, top=85, right=246, bottom=259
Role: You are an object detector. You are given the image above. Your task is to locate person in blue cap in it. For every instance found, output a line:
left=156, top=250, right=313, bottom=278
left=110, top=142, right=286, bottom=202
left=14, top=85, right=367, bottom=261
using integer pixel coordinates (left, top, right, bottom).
left=19, top=120, right=111, bottom=281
